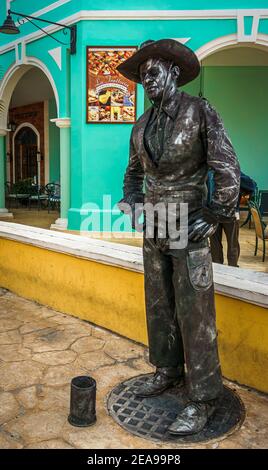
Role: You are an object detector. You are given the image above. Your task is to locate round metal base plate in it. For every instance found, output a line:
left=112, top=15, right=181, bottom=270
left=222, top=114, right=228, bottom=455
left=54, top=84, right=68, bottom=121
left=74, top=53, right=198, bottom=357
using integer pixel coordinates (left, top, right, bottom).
left=107, top=374, right=245, bottom=443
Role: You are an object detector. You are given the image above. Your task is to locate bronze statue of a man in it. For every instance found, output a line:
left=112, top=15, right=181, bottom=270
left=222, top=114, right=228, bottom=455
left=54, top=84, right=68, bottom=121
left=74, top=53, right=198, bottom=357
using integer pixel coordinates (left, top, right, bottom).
left=117, top=39, right=240, bottom=435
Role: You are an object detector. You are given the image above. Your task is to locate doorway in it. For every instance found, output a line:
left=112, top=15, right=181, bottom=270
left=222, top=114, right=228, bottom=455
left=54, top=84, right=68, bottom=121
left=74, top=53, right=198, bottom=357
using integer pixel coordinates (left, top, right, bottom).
left=14, top=126, right=39, bottom=184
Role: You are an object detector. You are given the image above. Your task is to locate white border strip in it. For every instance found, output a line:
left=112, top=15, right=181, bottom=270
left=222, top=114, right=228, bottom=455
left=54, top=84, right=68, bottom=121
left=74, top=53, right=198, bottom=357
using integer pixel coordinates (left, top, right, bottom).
left=0, top=221, right=267, bottom=308
left=76, top=9, right=268, bottom=20
left=1, top=8, right=268, bottom=55
left=14, top=0, right=72, bottom=23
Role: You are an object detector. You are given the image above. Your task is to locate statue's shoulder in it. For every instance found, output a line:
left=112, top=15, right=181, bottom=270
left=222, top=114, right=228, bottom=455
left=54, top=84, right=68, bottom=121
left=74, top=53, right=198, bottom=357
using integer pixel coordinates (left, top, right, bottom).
left=180, top=92, right=216, bottom=119
left=181, top=91, right=205, bottom=108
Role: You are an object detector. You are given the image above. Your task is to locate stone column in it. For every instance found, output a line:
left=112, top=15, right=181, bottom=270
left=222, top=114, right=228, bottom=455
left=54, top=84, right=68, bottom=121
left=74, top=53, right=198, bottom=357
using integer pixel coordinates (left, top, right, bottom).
left=50, top=118, right=71, bottom=230
left=0, top=129, right=13, bottom=219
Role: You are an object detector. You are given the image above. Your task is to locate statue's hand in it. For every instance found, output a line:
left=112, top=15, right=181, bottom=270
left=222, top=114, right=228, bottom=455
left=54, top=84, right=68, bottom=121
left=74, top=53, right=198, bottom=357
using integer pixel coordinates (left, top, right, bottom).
left=188, top=218, right=218, bottom=242
left=117, top=197, right=144, bottom=232
left=130, top=205, right=144, bottom=232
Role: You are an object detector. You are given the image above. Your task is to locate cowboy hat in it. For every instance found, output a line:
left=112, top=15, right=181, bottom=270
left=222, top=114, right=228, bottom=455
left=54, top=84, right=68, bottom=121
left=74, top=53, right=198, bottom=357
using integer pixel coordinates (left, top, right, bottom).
left=117, top=39, right=200, bottom=86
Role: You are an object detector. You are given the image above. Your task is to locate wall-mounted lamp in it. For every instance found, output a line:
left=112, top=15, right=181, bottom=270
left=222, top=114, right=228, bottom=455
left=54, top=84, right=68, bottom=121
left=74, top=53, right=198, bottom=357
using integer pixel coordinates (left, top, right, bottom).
left=0, top=9, right=76, bottom=54
left=7, top=121, right=16, bottom=132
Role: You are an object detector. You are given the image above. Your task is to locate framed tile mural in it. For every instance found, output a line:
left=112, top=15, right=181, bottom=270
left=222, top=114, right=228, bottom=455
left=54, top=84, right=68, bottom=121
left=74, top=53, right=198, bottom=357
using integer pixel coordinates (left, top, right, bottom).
left=86, top=46, right=137, bottom=123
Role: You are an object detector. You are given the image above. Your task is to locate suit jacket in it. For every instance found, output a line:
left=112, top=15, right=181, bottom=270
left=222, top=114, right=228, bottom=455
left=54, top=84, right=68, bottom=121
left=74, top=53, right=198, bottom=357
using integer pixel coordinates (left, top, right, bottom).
left=120, top=91, right=240, bottom=224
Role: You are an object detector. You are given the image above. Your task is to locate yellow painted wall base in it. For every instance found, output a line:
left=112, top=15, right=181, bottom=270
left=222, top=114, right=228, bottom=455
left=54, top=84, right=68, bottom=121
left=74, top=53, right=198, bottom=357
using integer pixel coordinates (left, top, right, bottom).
left=0, top=238, right=268, bottom=394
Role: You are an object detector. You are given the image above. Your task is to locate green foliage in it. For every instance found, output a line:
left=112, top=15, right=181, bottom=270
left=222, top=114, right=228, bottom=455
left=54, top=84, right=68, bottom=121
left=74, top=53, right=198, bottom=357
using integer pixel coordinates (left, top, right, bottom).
left=10, top=178, right=38, bottom=195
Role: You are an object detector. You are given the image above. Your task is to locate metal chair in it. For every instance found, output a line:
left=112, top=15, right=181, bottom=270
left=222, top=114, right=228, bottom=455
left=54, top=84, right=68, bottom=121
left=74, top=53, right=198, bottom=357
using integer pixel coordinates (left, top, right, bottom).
left=5, top=182, right=16, bottom=209
left=248, top=201, right=268, bottom=262
left=45, top=183, right=61, bottom=213
left=5, top=181, right=31, bottom=208
left=28, top=185, right=49, bottom=211
left=240, top=188, right=259, bottom=229
left=258, top=190, right=268, bottom=219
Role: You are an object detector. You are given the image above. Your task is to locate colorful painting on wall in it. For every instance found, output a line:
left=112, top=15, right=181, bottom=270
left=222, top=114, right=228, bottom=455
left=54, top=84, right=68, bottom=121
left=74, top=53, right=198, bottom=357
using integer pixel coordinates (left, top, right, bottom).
left=87, top=47, right=137, bottom=123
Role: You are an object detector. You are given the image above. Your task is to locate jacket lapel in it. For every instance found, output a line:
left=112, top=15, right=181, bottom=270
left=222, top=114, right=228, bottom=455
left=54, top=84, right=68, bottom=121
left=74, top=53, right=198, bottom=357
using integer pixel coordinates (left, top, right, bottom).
left=157, top=92, right=185, bottom=166
left=134, top=107, right=156, bottom=169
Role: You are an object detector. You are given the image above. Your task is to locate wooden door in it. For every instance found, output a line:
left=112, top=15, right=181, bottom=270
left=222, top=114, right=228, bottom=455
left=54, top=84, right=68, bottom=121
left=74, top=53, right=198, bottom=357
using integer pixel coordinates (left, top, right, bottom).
left=14, top=127, right=38, bottom=182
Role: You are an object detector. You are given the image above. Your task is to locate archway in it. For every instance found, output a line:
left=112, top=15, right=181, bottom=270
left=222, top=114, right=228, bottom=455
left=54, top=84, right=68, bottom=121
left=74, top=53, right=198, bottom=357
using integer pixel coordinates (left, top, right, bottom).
left=0, top=58, right=59, bottom=130
left=195, top=33, right=268, bottom=62
left=181, top=37, right=268, bottom=271
left=183, top=40, right=268, bottom=193
left=0, top=60, right=61, bottom=225
left=6, top=67, right=60, bottom=187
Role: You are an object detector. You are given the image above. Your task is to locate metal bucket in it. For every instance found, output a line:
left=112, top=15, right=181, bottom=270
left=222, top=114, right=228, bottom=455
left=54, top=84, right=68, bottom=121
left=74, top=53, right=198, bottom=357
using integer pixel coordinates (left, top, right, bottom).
left=68, top=375, right=96, bottom=427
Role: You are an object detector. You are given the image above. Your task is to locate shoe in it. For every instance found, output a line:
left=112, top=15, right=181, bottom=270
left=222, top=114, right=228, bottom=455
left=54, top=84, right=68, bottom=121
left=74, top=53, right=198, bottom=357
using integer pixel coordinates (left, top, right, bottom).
left=168, top=401, right=217, bottom=435
left=135, top=370, right=182, bottom=398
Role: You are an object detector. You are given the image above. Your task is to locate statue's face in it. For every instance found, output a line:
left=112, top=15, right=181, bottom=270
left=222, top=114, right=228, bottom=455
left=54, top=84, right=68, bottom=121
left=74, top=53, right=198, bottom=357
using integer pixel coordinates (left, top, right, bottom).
left=140, top=58, right=173, bottom=102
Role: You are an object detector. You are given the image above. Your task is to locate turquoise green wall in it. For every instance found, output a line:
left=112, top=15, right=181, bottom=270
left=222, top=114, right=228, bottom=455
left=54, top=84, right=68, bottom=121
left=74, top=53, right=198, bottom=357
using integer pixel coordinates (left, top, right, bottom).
left=79, top=1, right=268, bottom=9
left=199, top=67, right=268, bottom=191
left=0, top=0, right=77, bottom=117
left=1, top=1, right=268, bottom=228
left=68, top=18, right=240, bottom=230
left=0, top=1, right=77, bottom=48
left=145, top=66, right=268, bottom=191
left=185, top=67, right=268, bottom=191
left=1, top=0, right=250, bottom=16
left=48, top=99, right=60, bottom=183
left=2, top=0, right=268, bottom=32
left=68, top=20, right=146, bottom=230
left=26, top=34, right=70, bottom=117
left=67, top=13, right=268, bottom=230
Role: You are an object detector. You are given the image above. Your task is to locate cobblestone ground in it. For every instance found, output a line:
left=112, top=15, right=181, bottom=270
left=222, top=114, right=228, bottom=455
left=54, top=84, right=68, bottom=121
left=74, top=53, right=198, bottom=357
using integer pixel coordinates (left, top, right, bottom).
left=0, top=288, right=267, bottom=449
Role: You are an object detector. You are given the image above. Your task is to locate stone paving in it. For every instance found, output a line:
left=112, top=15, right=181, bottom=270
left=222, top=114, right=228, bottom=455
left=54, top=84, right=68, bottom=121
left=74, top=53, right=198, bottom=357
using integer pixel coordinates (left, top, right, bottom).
left=0, top=288, right=267, bottom=449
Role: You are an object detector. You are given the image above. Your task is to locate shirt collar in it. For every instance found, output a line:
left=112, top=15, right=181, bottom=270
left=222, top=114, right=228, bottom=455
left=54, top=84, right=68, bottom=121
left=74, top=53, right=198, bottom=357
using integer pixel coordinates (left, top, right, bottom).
left=153, top=90, right=182, bottom=120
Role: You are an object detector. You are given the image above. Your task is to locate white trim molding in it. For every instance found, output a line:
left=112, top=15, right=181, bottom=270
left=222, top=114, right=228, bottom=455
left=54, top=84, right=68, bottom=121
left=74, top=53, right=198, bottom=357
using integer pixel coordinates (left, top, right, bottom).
left=172, top=37, right=191, bottom=44
left=6, top=1, right=15, bottom=14
left=0, top=221, right=267, bottom=308
left=1, top=8, right=268, bottom=56
left=50, top=217, right=68, bottom=231
left=237, top=11, right=260, bottom=42
left=195, top=33, right=268, bottom=61
left=48, top=46, right=62, bottom=71
left=21, top=0, right=72, bottom=21
left=12, top=122, right=40, bottom=141
left=0, top=58, right=59, bottom=131
left=15, top=41, right=26, bottom=65
left=50, top=117, right=71, bottom=128
left=13, top=0, right=72, bottom=26
left=61, top=9, right=268, bottom=21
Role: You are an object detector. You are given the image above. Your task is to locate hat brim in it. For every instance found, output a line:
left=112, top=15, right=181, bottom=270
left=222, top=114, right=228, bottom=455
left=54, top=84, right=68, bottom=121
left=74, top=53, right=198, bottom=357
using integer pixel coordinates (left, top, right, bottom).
left=117, top=39, right=200, bottom=86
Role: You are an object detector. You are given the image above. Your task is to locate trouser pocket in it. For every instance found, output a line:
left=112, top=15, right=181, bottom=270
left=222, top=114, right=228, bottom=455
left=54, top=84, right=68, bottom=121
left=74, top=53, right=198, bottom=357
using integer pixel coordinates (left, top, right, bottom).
left=187, top=246, right=213, bottom=291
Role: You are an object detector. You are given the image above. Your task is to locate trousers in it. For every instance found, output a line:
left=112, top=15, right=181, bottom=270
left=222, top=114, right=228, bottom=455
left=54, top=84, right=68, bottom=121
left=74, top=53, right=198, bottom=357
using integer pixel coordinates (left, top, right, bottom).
left=143, top=233, right=223, bottom=402
left=210, top=220, right=240, bottom=267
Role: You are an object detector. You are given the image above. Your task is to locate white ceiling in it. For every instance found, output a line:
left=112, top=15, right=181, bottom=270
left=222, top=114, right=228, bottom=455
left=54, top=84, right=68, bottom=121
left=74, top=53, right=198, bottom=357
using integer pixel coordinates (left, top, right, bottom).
left=10, top=68, right=55, bottom=108
left=203, top=46, right=268, bottom=66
